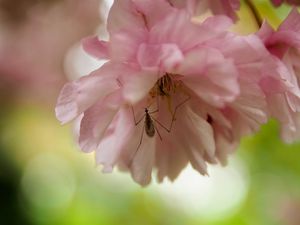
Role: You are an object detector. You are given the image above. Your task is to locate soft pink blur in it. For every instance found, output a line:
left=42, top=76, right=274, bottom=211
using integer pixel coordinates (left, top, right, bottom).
left=0, top=0, right=101, bottom=105
left=257, top=8, right=300, bottom=142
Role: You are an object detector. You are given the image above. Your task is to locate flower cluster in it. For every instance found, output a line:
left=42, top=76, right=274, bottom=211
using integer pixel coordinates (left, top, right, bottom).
left=56, top=0, right=300, bottom=185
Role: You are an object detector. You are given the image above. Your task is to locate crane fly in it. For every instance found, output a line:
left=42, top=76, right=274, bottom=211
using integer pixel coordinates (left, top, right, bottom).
left=130, top=94, right=190, bottom=161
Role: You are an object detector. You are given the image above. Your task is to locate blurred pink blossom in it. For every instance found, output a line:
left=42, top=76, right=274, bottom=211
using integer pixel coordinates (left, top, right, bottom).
left=0, top=0, right=101, bottom=104
left=257, top=8, right=300, bottom=142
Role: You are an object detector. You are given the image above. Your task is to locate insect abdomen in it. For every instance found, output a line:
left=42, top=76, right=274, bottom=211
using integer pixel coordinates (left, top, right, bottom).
left=145, top=114, right=155, bottom=137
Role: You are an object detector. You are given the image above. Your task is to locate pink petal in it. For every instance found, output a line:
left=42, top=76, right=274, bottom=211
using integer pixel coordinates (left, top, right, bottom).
left=131, top=0, right=175, bottom=29
left=179, top=47, right=240, bottom=107
left=121, top=70, right=158, bottom=104
left=210, top=34, right=270, bottom=65
left=55, top=63, right=121, bottom=124
left=150, top=10, right=227, bottom=52
left=202, top=15, right=233, bottom=31
left=82, top=36, right=109, bottom=59
left=154, top=101, right=189, bottom=181
left=95, top=107, right=135, bottom=173
left=137, top=43, right=184, bottom=70
left=256, top=21, right=275, bottom=43
left=185, top=107, right=216, bottom=162
left=215, top=132, right=236, bottom=165
left=230, top=82, right=268, bottom=134
left=267, top=94, right=295, bottom=127
left=130, top=135, right=156, bottom=186
left=209, top=0, right=240, bottom=21
left=269, top=31, right=300, bottom=51
left=279, top=8, right=300, bottom=33
left=107, top=0, right=146, bottom=33
left=155, top=138, right=188, bottom=182
left=79, top=90, right=122, bottom=152
left=173, top=106, right=215, bottom=175
left=110, top=29, right=147, bottom=62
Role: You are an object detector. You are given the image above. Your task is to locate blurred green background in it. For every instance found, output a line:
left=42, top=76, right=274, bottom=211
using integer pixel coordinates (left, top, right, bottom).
left=1, top=1, right=300, bottom=225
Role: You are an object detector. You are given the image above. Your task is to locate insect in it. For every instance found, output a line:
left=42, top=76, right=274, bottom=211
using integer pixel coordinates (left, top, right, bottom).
left=130, top=94, right=190, bottom=159
left=119, top=74, right=190, bottom=164
left=131, top=107, right=163, bottom=153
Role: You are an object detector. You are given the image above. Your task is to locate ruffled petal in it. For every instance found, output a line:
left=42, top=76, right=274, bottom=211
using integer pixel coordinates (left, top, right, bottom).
left=107, top=0, right=146, bottom=33
left=230, top=81, right=268, bottom=136
left=95, top=107, right=135, bottom=173
left=110, top=29, right=147, bottom=62
left=130, top=127, right=156, bottom=186
left=121, top=69, right=158, bottom=104
left=202, top=15, right=233, bottom=31
left=154, top=100, right=189, bottom=182
left=150, top=10, right=228, bottom=52
left=173, top=106, right=216, bottom=175
left=155, top=138, right=188, bottom=182
left=131, top=0, right=175, bottom=29
left=55, top=63, right=121, bottom=124
left=279, top=8, right=300, bottom=33
left=209, top=34, right=270, bottom=65
left=208, top=0, right=240, bottom=21
left=179, top=47, right=240, bottom=107
left=79, top=90, right=123, bottom=152
left=137, top=43, right=184, bottom=70
left=257, top=21, right=274, bottom=43
left=82, top=36, right=109, bottom=59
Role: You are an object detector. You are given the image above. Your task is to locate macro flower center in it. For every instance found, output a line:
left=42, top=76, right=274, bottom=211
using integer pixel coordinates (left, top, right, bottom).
left=150, top=73, right=182, bottom=99
left=146, top=73, right=190, bottom=118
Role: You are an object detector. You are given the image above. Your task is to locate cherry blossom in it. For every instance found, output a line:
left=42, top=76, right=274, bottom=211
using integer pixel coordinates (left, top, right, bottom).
left=257, top=8, right=300, bottom=142
left=56, top=1, right=300, bottom=185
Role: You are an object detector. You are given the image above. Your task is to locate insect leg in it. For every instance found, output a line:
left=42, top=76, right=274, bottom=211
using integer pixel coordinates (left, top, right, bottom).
left=154, top=124, right=163, bottom=141
left=172, top=95, right=191, bottom=121
left=151, top=95, right=191, bottom=133
left=131, top=106, right=145, bottom=125
left=149, top=109, right=158, bottom=114
left=129, top=123, right=145, bottom=166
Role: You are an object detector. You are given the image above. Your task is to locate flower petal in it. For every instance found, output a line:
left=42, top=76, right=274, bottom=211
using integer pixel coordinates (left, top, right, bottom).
left=121, top=70, right=158, bottom=104
left=55, top=63, right=121, bottom=124
left=180, top=47, right=239, bottom=107
left=130, top=129, right=156, bottom=186
left=82, top=36, right=109, bottom=59
left=79, top=90, right=122, bottom=152
left=150, top=10, right=227, bottom=52
left=110, top=29, right=147, bottom=62
left=137, top=43, right=184, bottom=70
left=95, top=107, right=135, bottom=172
left=173, top=106, right=215, bottom=175
left=279, top=8, right=300, bottom=33
left=107, top=0, right=146, bottom=32
left=131, top=0, right=175, bottom=29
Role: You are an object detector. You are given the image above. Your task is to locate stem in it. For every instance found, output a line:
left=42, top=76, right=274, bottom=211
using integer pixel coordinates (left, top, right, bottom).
left=244, top=0, right=263, bottom=28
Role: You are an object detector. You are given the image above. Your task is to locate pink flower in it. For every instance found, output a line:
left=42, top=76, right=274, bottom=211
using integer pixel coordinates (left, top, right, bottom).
left=56, top=0, right=282, bottom=185
left=257, top=8, right=300, bottom=142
